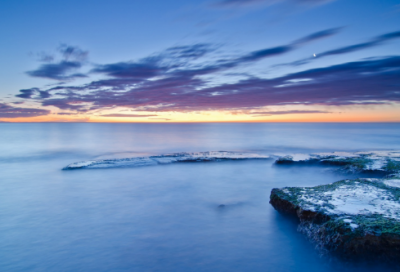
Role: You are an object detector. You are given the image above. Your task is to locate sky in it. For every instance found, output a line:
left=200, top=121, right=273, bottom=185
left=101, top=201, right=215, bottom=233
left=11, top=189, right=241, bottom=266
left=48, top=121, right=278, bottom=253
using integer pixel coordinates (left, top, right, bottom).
left=0, top=0, right=399, bottom=122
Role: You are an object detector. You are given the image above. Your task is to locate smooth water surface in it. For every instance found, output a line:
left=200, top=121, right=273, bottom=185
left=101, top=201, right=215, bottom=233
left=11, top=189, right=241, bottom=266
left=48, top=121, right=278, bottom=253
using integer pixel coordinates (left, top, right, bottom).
left=1, top=123, right=400, bottom=272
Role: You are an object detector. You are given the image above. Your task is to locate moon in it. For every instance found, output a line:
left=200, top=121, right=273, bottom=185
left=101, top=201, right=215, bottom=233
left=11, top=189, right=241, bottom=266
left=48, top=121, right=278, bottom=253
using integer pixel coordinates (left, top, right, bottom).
left=313, top=53, right=317, bottom=57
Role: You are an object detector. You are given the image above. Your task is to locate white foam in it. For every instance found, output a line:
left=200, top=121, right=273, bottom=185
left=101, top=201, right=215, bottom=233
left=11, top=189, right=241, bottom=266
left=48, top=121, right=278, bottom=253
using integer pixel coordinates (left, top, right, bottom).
left=384, top=179, right=400, bottom=188
left=65, top=160, right=97, bottom=168
left=314, top=151, right=358, bottom=159
left=291, top=154, right=311, bottom=161
left=365, top=159, right=386, bottom=170
left=299, top=183, right=400, bottom=220
left=273, top=153, right=311, bottom=161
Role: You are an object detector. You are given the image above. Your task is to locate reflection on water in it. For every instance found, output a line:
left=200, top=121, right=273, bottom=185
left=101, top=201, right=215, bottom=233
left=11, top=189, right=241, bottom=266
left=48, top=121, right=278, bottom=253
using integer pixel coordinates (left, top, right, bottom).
left=0, top=123, right=400, bottom=271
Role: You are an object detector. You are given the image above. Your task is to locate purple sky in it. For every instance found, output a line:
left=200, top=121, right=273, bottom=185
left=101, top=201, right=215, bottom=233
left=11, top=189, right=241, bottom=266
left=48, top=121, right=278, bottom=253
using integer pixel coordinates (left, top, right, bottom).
left=0, top=0, right=399, bottom=121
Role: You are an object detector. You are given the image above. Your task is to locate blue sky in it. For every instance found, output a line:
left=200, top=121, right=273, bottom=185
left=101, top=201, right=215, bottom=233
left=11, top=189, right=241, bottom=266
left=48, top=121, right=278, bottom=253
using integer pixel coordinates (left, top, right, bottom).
left=0, top=0, right=399, bottom=121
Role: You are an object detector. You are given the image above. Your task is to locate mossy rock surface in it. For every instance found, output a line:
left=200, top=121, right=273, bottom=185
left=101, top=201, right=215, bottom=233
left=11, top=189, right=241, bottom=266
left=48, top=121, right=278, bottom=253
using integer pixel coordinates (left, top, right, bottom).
left=270, top=178, right=400, bottom=263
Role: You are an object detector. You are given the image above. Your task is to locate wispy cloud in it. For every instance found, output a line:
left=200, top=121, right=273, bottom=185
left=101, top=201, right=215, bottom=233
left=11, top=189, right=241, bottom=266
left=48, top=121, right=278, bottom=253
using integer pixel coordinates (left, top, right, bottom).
left=278, top=30, right=400, bottom=67
left=89, top=28, right=339, bottom=82
left=26, top=45, right=88, bottom=81
left=27, top=61, right=86, bottom=81
left=149, top=118, right=171, bottom=121
left=56, top=112, right=75, bottom=115
left=0, top=103, right=50, bottom=118
left=16, top=88, right=51, bottom=99
left=58, top=44, right=88, bottom=62
left=214, top=0, right=334, bottom=7
left=99, top=114, right=158, bottom=117
left=251, top=110, right=329, bottom=116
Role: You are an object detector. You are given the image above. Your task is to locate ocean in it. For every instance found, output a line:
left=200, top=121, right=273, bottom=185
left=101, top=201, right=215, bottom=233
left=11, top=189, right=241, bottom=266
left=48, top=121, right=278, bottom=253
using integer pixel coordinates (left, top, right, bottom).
left=1, top=123, right=400, bottom=272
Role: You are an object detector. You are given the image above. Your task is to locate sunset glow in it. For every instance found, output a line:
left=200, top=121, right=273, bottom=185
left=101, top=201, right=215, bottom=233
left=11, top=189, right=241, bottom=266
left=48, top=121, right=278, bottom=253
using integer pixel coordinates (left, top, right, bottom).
left=1, top=0, right=399, bottom=123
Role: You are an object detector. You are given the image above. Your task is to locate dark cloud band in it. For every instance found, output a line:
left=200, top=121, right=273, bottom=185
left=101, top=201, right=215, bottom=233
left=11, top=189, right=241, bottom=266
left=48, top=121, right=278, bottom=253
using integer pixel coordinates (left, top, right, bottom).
left=33, top=56, right=400, bottom=112
left=0, top=103, right=50, bottom=118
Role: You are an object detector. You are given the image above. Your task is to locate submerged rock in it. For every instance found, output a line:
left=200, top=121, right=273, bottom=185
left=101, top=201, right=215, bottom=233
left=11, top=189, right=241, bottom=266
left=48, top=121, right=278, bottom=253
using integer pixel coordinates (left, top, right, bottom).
left=270, top=178, right=400, bottom=263
left=63, top=151, right=270, bottom=170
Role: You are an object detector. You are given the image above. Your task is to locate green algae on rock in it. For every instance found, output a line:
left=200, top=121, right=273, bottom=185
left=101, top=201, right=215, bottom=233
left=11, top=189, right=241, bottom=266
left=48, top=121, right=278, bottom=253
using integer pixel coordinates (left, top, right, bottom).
left=270, top=178, right=400, bottom=263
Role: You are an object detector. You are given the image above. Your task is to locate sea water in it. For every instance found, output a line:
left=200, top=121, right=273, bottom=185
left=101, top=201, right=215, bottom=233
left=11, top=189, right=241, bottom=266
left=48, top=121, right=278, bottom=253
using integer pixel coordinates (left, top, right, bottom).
left=1, top=123, right=400, bottom=272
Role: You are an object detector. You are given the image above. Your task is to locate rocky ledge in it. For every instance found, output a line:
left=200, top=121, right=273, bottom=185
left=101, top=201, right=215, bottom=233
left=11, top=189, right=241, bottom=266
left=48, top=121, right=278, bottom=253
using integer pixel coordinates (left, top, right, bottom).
left=270, top=178, right=400, bottom=263
left=275, top=150, right=400, bottom=176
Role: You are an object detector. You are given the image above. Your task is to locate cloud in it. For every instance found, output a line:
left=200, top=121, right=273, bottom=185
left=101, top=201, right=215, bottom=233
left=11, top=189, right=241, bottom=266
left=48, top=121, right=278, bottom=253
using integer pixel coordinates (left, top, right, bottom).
left=36, top=52, right=55, bottom=62
left=26, top=61, right=86, bottom=80
left=318, top=30, right=400, bottom=57
left=215, top=0, right=272, bottom=7
left=298, top=0, right=334, bottom=4
left=15, top=88, right=51, bottom=99
left=228, top=27, right=340, bottom=65
left=56, top=112, right=75, bottom=115
left=0, top=103, right=50, bottom=118
left=35, top=56, right=400, bottom=113
left=92, top=61, right=163, bottom=80
left=26, top=45, right=88, bottom=81
left=99, top=114, right=158, bottom=117
left=164, top=44, right=213, bottom=60
left=293, top=28, right=342, bottom=45
left=214, top=0, right=334, bottom=7
left=181, top=56, right=400, bottom=109
left=38, top=90, right=51, bottom=99
left=50, top=117, right=90, bottom=122
left=251, top=110, right=330, bottom=116
left=213, top=28, right=340, bottom=67
left=18, top=30, right=400, bottom=114
left=89, top=28, right=338, bottom=83
left=58, top=44, right=88, bottom=62
left=149, top=118, right=171, bottom=121
left=279, top=30, right=400, bottom=67
left=41, top=98, right=89, bottom=111
left=92, top=44, right=215, bottom=80
left=238, top=46, right=294, bottom=62
left=15, top=88, right=39, bottom=98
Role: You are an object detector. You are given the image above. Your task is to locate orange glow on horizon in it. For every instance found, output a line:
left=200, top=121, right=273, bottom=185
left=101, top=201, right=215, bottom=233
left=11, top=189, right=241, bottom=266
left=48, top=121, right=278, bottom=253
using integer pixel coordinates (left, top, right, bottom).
left=1, top=103, right=399, bottom=123
left=2, top=107, right=400, bottom=123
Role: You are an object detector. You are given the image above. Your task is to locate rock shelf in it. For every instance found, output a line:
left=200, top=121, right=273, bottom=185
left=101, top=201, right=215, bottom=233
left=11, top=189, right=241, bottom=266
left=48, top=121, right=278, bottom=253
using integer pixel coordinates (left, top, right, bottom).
left=270, top=178, right=400, bottom=263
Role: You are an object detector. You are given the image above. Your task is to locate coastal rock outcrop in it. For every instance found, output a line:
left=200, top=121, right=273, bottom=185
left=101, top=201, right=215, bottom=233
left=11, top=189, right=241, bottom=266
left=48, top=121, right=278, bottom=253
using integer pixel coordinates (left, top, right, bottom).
left=270, top=178, right=400, bottom=263
left=63, top=151, right=270, bottom=170
left=275, top=150, right=400, bottom=176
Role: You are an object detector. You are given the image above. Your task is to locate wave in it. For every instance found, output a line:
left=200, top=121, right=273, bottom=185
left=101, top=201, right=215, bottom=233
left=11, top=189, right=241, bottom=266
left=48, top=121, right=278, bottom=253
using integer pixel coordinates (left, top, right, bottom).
left=63, top=151, right=271, bottom=170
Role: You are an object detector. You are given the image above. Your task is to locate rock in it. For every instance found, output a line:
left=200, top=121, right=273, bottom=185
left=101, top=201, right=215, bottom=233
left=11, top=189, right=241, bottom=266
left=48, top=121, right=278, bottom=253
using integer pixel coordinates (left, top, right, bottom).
left=270, top=178, right=400, bottom=264
left=63, top=151, right=271, bottom=170
left=275, top=151, right=400, bottom=176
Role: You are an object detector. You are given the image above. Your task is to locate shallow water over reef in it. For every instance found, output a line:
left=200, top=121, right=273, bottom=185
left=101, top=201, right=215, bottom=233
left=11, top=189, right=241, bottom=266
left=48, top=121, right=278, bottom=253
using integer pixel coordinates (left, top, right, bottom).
left=1, top=123, right=400, bottom=271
